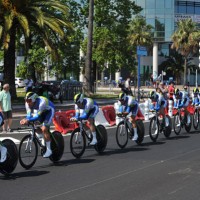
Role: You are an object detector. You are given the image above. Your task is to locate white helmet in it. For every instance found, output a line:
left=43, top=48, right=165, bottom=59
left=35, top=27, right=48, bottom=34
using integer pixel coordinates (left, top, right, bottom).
left=25, top=92, right=38, bottom=102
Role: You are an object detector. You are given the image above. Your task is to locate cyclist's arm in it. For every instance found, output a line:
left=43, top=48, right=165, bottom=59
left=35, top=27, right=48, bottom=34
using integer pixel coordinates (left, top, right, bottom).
left=75, top=104, right=80, bottom=118
left=78, top=101, right=92, bottom=120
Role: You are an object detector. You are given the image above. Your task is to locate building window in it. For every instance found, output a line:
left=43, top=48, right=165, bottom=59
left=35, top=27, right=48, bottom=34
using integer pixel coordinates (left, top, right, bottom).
left=146, top=0, right=155, bottom=9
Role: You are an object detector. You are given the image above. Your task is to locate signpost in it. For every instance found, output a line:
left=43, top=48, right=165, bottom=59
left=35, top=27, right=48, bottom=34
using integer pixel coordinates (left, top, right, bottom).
left=137, top=46, right=147, bottom=102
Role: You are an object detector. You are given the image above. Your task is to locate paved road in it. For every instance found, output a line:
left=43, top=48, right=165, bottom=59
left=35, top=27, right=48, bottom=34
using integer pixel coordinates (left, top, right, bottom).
left=1, top=117, right=200, bottom=200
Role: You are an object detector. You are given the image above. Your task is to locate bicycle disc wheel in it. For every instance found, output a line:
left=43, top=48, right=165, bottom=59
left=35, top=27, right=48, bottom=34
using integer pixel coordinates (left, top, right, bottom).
left=149, top=116, right=159, bottom=142
left=19, top=135, right=38, bottom=169
left=173, top=113, right=181, bottom=135
left=94, top=125, right=108, bottom=153
left=185, top=114, right=192, bottom=133
left=135, top=120, right=145, bottom=145
left=70, top=128, right=86, bottom=158
left=49, top=131, right=64, bottom=162
left=163, top=116, right=172, bottom=138
left=193, top=109, right=199, bottom=130
left=116, top=121, right=128, bottom=149
left=0, top=139, right=18, bottom=175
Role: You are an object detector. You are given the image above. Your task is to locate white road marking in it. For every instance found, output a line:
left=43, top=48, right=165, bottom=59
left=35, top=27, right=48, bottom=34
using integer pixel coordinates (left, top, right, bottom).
left=0, top=137, right=21, bottom=144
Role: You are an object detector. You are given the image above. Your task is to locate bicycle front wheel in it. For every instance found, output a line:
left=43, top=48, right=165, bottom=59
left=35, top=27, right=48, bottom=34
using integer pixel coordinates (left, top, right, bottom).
left=116, top=121, right=128, bottom=149
left=149, top=116, right=159, bottom=142
left=0, top=139, right=18, bottom=175
left=70, top=128, right=86, bottom=158
left=94, top=125, right=108, bottom=153
left=19, top=135, right=38, bottom=170
left=173, top=113, right=181, bottom=135
left=49, top=131, right=64, bottom=162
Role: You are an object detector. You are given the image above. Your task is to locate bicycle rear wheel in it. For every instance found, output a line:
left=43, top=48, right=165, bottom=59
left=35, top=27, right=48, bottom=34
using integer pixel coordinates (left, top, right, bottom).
left=173, top=113, right=181, bottom=135
left=94, top=125, right=108, bottom=153
left=149, top=116, right=159, bottom=142
left=135, top=120, right=145, bottom=145
left=49, top=131, right=64, bottom=162
left=70, top=128, right=86, bottom=158
left=19, top=135, right=38, bottom=170
left=193, top=109, right=199, bottom=130
left=0, top=139, right=18, bottom=175
left=185, top=114, right=192, bottom=133
left=116, top=121, right=128, bottom=149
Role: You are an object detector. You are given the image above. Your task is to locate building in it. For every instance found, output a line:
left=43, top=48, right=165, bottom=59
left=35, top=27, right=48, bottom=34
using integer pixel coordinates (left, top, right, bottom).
left=134, top=0, right=200, bottom=85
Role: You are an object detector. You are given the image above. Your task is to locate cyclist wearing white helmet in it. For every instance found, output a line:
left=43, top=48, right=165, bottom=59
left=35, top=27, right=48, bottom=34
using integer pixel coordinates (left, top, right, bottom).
left=117, top=92, right=139, bottom=141
left=71, top=93, right=99, bottom=145
left=173, top=88, right=190, bottom=124
left=20, top=92, right=55, bottom=158
left=149, top=89, right=169, bottom=126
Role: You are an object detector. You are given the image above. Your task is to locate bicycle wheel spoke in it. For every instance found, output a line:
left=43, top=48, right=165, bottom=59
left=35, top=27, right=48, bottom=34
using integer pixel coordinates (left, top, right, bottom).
left=116, top=122, right=128, bottom=149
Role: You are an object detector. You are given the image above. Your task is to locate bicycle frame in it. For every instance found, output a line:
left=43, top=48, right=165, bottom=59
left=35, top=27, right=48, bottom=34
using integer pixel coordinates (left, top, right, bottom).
left=77, top=120, right=92, bottom=142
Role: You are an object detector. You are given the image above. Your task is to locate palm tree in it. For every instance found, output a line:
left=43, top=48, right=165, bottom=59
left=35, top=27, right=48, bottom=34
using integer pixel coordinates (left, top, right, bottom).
left=0, top=0, right=72, bottom=97
left=128, top=15, right=153, bottom=47
left=171, top=19, right=200, bottom=85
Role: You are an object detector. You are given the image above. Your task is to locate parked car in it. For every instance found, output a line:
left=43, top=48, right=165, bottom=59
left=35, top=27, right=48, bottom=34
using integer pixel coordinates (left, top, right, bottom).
left=15, top=77, right=26, bottom=88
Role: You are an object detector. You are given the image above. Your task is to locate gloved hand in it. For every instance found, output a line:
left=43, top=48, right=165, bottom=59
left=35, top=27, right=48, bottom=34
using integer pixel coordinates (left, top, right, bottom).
left=70, top=117, right=78, bottom=122
left=178, top=103, right=183, bottom=108
left=116, top=112, right=123, bottom=117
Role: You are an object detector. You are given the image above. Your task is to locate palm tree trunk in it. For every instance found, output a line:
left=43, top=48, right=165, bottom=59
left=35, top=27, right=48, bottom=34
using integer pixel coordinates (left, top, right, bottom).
left=3, top=25, right=17, bottom=98
left=183, top=57, right=187, bottom=85
left=84, top=0, right=94, bottom=95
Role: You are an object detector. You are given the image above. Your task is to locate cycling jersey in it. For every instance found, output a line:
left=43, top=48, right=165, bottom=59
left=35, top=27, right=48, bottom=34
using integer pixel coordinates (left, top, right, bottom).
left=119, top=95, right=138, bottom=117
left=75, top=98, right=99, bottom=120
left=173, top=91, right=190, bottom=108
left=191, top=93, right=200, bottom=106
left=25, top=96, right=55, bottom=126
left=150, top=92, right=167, bottom=111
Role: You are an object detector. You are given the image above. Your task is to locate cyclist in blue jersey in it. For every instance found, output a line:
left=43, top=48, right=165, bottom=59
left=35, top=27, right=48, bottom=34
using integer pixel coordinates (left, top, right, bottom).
left=149, top=89, right=169, bottom=126
left=71, top=93, right=99, bottom=145
left=117, top=92, right=139, bottom=141
left=191, top=88, right=200, bottom=106
left=173, top=88, right=190, bottom=124
left=20, top=92, right=55, bottom=158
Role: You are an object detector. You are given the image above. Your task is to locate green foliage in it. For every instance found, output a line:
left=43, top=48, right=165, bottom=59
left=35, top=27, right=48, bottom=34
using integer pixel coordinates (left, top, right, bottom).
left=16, top=61, right=28, bottom=78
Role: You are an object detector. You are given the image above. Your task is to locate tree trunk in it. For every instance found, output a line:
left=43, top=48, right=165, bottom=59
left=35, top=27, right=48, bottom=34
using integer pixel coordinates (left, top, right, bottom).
left=84, top=0, right=94, bottom=96
left=183, top=57, right=187, bottom=85
left=3, top=25, right=17, bottom=99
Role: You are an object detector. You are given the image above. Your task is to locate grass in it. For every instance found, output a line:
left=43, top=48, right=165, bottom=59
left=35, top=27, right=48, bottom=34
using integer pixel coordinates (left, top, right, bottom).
left=91, top=93, right=118, bottom=99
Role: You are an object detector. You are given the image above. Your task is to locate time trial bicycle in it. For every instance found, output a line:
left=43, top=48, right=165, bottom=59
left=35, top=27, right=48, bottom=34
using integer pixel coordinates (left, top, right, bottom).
left=70, top=119, right=107, bottom=158
left=115, top=113, right=145, bottom=149
left=18, top=121, right=64, bottom=169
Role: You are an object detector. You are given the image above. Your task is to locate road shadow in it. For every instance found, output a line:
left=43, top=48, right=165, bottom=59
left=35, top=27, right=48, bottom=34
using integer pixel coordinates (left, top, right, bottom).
left=141, top=141, right=166, bottom=147
left=0, top=170, right=49, bottom=180
left=168, top=135, right=190, bottom=140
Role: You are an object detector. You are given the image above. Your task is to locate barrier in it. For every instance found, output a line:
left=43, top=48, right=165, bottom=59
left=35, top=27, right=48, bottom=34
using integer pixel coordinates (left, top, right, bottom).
left=101, top=105, right=116, bottom=126
left=53, top=110, right=78, bottom=134
left=95, top=108, right=110, bottom=127
left=114, top=102, right=123, bottom=125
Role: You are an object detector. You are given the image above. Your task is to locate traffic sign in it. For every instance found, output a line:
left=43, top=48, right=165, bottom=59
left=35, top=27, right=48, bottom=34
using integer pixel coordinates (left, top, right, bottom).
left=137, top=46, right=147, bottom=56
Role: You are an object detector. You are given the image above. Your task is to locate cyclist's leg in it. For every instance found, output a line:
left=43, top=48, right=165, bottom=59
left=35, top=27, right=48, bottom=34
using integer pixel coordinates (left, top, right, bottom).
left=184, top=101, right=190, bottom=124
left=0, top=141, right=7, bottom=163
left=130, top=105, right=139, bottom=141
left=88, top=106, right=99, bottom=145
left=39, top=109, right=54, bottom=158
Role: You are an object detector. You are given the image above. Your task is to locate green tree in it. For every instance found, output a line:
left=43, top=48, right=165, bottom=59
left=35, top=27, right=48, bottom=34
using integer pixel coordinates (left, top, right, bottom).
left=171, top=19, right=200, bottom=85
left=0, top=0, right=72, bottom=97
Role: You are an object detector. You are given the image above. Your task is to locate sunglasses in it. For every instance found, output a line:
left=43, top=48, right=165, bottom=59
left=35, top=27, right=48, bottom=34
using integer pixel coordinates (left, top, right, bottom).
left=25, top=99, right=32, bottom=103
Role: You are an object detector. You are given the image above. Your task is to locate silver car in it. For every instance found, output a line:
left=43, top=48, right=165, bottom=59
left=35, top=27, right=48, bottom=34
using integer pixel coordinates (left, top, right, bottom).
left=15, top=77, right=26, bottom=88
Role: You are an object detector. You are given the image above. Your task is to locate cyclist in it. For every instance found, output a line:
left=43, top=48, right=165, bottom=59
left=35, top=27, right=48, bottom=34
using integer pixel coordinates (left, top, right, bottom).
left=149, top=89, right=169, bottom=127
left=71, top=93, right=99, bottom=145
left=191, top=88, right=200, bottom=106
left=117, top=92, right=139, bottom=141
left=173, top=88, right=190, bottom=125
left=0, top=112, right=7, bottom=162
left=20, top=92, right=55, bottom=158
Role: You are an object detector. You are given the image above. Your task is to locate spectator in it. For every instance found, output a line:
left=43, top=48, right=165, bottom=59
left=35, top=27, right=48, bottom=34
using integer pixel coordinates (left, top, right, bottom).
left=124, top=77, right=133, bottom=96
left=168, top=81, right=175, bottom=100
left=0, top=84, right=12, bottom=133
left=158, top=82, right=168, bottom=99
left=25, top=75, right=34, bottom=93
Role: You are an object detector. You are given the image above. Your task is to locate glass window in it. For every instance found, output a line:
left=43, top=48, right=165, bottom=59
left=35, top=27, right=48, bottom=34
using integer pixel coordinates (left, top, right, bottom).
left=146, top=18, right=155, bottom=29
left=146, top=9, right=155, bottom=15
left=165, top=0, right=172, bottom=9
left=146, top=0, right=155, bottom=9
left=155, top=18, right=164, bottom=31
left=179, top=5, right=186, bottom=13
left=135, top=0, right=145, bottom=8
left=195, top=6, right=200, bottom=14
left=156, top=0, right=164, bottom=8
left=187, top=5, right=194, bottom=14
